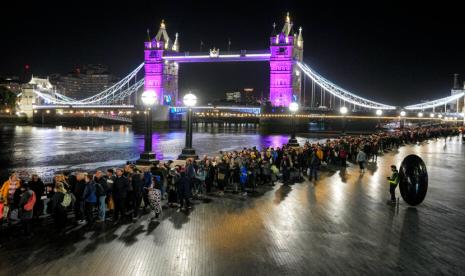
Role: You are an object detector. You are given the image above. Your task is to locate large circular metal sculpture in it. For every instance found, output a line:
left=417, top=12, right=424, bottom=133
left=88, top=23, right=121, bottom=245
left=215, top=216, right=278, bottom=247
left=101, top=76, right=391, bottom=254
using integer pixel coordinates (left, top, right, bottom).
left=398, top=154, right=428, bottom=206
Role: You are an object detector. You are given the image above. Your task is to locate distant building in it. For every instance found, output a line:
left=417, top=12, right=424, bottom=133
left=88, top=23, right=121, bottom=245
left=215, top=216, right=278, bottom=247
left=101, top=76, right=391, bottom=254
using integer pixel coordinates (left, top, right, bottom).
left=450, top=74, right=465, bottom=113
left=243, top=88, right=257, bottom=105
left=226, top=91, right=242, bottom=103
left=225, top=88, right=259, bottom=105
left=53, top=64, right=117, bottom=100
left=0, top=76, right=22, bottom=94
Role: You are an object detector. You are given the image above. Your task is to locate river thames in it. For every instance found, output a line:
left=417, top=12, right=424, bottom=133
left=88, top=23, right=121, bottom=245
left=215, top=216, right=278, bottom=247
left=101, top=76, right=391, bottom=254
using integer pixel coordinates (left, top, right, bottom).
left=0, top=125, right=321, bottom=180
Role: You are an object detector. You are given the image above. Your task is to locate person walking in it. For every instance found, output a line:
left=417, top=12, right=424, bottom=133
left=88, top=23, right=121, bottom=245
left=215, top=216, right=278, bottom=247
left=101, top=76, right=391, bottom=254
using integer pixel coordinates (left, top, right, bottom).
left=309, top=151, right=321, bottom=181
left=356, top=148, right=367, bottom=173
left=387, top=165, right=400, bottom=203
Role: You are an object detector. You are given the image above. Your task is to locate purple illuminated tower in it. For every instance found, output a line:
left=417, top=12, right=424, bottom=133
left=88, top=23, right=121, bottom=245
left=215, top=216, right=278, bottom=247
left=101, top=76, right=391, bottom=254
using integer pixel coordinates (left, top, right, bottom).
left=144, top=20, right=179, bottom=106
left=269, top=13, right=304, bottom=107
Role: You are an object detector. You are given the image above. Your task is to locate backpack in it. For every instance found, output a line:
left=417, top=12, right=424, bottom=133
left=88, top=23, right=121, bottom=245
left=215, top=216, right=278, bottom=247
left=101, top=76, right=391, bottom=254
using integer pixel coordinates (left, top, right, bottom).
left=61, top=192, right=72, bottom=208
left=24, top=191, right=36, bottom=211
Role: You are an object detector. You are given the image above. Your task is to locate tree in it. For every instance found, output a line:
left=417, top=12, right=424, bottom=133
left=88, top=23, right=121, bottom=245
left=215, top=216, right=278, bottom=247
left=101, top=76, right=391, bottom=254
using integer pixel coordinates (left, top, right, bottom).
left=0, top=86, right=17, bottom=110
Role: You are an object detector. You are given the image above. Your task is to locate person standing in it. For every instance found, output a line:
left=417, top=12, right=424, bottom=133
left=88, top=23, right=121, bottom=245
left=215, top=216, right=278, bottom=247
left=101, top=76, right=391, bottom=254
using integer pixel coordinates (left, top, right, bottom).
left=112, top=169, right=130, bottom=224
left=73, top=173, right=86, bottom=224
left=0, top=173, right=21, bottom=222
left=176, top=172, right=192, bottom=211
left=94, top=171, right=108, bottom=223
left=131, top=169, right=145, bottom=219
left=387, top=165, right=400, bottom=203
left=205, top=160, right=215, bottom=194
left=51, top=182, right=73, bottom=231
left=19, top=182, right=35, bottom=236
left=216, top=160, right=227, bottom=196
left=147, top=175, right=162, bottom=219
left=83, top=174, right=97, bottom=225
left=28, top=174, right=45, bottom=220
left=105, top=169, right=115, bottom=214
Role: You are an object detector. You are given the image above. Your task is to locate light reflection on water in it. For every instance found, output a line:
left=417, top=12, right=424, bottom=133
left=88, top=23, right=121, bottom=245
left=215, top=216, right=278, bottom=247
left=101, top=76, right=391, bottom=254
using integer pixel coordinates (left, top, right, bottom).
left=0, top=125, right=323, bottom=181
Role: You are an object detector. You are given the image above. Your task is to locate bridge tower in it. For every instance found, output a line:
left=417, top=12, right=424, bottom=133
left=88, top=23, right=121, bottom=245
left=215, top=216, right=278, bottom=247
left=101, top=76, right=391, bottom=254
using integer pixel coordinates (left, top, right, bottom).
left=269, top=13, right=304, bottom=107
left=144, top=20, right=179, bottom=106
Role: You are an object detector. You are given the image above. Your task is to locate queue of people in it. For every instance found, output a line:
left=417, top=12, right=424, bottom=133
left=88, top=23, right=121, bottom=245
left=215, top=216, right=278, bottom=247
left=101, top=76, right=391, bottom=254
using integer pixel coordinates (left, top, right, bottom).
left=0, top=125, right=462, bottom=236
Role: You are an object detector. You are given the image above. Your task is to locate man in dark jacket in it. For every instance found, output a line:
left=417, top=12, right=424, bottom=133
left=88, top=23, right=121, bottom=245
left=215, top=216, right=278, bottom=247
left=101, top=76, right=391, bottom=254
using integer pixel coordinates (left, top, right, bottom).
left=19, top=182, right=35, bottom=236
left=131, top=169, right=145, bottom=219
left=112, top=168, right=130, bottom=223
left=73, top=173, right=86, bottom=224
left=94, top=171, right=109, bottom=222
left=29, top=174, right=44, bottom=220
left=176, top=172, right=192, bottom=211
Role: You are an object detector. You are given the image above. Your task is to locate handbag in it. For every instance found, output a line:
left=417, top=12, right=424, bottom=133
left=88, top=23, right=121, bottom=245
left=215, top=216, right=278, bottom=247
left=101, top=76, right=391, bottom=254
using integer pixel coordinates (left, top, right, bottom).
left=107, top=196, right=114, bottom=210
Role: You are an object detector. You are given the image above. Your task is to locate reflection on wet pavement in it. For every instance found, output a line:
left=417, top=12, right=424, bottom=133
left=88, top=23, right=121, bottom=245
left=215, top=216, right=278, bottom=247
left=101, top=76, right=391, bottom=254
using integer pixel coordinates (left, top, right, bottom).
left=0, top=135, right=464, bottom=275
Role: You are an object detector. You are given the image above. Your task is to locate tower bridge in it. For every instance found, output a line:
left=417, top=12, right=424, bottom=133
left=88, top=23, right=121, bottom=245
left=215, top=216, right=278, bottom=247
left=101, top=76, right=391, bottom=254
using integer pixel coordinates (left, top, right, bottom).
left=17, top=13, right=464, bottom=126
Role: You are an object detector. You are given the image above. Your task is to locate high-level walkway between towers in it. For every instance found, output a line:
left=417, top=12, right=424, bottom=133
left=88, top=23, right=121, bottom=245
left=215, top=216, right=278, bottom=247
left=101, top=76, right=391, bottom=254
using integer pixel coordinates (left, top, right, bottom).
left=1, top=138, right=464, bottom=275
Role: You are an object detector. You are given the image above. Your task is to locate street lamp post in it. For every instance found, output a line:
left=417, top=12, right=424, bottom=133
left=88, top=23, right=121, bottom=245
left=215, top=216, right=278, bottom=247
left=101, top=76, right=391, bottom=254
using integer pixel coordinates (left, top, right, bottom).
left=136, top=90, right=157, bottom=165
left=288, top=102, right=299, bottom=147
left=400, top=110, right=406, bottom=129
left=340, top=106, right=348, bottom=135
left=178, top=93, right=199, bottom=160
left=376, top=109, right=383, bottom=129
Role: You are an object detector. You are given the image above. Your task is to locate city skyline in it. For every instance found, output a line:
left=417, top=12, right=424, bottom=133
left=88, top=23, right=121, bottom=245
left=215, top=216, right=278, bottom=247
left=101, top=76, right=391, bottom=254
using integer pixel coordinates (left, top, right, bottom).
left=1, top=1, right=464, bottom=105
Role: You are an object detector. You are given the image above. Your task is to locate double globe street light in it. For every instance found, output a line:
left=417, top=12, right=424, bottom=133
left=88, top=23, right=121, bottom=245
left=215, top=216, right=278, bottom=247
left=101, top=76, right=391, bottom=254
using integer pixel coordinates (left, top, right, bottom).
left=136, top=90, right=157, bottom=165
left=400, top=110, right=406, bottom=129
left=178, top=92, right=199, bottom=160
left=288, top=102, right=300, bottom=147
left=340, top=106, right=348, bottom=135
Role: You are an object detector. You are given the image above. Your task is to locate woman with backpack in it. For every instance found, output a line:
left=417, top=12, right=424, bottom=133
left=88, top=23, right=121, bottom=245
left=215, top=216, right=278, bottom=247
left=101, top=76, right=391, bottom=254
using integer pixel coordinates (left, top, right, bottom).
left=51, top=182, right=73, bottom=231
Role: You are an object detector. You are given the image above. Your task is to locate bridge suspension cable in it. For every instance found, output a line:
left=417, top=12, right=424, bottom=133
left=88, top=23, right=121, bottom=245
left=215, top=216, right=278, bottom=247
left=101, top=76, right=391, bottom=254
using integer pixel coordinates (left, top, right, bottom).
left=404, top=92, right=465, bottom=111
left=33, top=63, right=144, bottom=105
left=296, top=61, right=396, bottom=110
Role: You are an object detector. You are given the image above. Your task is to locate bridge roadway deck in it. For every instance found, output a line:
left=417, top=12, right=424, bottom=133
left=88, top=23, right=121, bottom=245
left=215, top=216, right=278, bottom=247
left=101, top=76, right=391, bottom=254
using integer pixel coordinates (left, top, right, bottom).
left=1, top=138, right=464, bottom=275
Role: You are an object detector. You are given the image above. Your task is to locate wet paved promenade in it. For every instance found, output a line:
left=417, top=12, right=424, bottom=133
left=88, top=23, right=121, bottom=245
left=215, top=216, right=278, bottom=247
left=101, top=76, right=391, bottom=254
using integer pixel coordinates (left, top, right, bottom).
left=1, top=137, right=465, bottom=275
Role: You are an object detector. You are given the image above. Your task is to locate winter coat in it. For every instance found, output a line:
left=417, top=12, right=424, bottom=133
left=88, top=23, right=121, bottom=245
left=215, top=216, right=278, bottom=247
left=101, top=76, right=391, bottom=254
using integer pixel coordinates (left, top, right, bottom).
left=176, top=175, right=192, bottom=198
left=356, top=151, right=367, bottom=163
left=73, top=180, right=86, bottom=200
left=0, top=179, right=21, bottom=205
left=29, top=179, right=45, bottom=200
left=113, top=176, right=130, bottom=199
left=19, top=189, right=34, bottom=220
left=51, top=192, right=66, bottom=214
left=95, top=177, right=109, bottom=197
left=83, top=182, right=97, bottom=203
left=131, top=173, right=145, bottom=196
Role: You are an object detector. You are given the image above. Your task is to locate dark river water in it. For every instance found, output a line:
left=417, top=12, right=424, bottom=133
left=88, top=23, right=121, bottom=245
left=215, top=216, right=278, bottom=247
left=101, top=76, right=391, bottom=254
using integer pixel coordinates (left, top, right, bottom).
left=0, top=125, right=325, bottom=182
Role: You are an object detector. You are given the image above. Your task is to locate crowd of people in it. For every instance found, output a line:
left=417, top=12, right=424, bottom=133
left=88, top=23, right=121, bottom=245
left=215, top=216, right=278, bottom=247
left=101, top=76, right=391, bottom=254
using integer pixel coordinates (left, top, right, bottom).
left=0, top=125, right=462, bottom=236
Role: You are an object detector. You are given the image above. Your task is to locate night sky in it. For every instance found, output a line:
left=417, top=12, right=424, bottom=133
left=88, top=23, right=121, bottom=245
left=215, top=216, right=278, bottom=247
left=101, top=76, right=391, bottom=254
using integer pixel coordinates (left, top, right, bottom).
left=1, top=1, right=464, bottom=106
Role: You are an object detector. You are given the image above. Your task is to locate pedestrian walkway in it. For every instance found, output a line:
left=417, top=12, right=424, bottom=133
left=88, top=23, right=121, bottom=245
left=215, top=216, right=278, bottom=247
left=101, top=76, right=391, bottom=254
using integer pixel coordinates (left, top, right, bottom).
left=0, top=137, right=464, bottom=275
